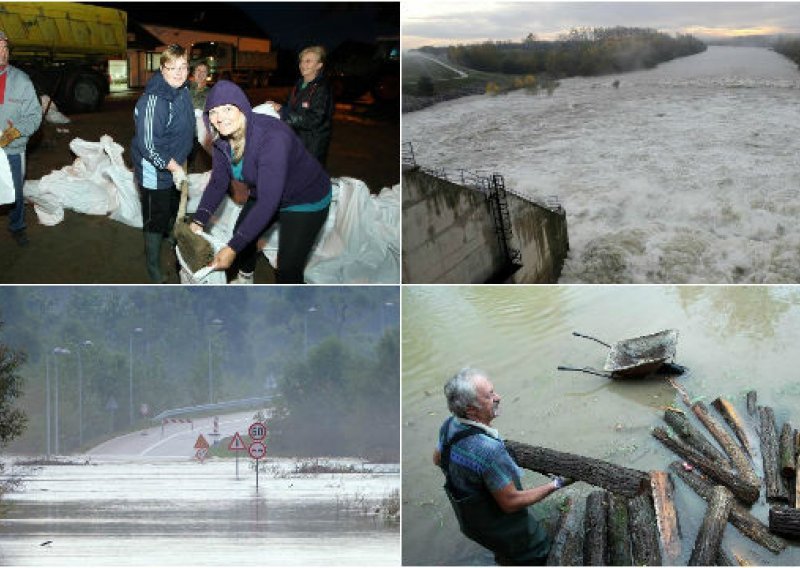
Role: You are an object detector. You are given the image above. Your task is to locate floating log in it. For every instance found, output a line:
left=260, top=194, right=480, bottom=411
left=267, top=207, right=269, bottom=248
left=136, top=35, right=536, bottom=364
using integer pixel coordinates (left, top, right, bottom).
left=652, top=427, right=759, bottom=505
left=627, top=492, right=662, bottom=566
left=688, top=485, right=734, bottom=566
left=779, top=422, right=795, bottom=478
left=546, top=497, right=583, bottom=566
left=504, top=440, right=650, bottom=497
left=583, top=490, right=608, bottom=566
left=716, top=547, right=735, bottom=566
left=664, top=407, right=731, bottom=466
left=650, top=470, right=681, bottom=562
left=759, top=406, right=789, bottom=502
left=668, top=461, right=786, bottom=554
left=691, top=401, right=760, bottom=490
left=712, top=397, right=755, bottom=462
left=796, top=429, right=800, bottom=459
left=769, top=506, right=800, bottom=539
left=796, top=455, right=800, bottom=510
left=607, top=493, right=632, bottom=566
left=746, top=390, right=757, bottom=417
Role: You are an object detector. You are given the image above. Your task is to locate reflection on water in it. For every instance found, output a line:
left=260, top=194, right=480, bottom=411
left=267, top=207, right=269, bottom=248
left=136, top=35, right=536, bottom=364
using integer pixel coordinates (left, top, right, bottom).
left=0, top=460, right=399, bottom=566
left=403, top=286, right=800, bottom=565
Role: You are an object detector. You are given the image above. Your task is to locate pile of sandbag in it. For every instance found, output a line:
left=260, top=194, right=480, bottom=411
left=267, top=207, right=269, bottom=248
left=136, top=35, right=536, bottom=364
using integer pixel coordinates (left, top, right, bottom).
left=24, top=134, right=399, bottom=284
left=178, top=177, right=400, bottom=284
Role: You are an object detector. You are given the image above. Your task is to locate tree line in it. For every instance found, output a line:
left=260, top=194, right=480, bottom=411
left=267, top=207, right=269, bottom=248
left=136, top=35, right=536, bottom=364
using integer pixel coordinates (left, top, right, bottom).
left=0, top=287, right=399, bottom=460
left=773, top=37, right=800, bottom=67
left=425, top=26, right=706, bottom=79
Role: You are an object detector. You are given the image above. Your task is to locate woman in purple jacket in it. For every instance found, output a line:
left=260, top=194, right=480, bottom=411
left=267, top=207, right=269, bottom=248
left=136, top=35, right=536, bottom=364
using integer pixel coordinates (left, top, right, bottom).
left=190, top=80, right=331, bottom=284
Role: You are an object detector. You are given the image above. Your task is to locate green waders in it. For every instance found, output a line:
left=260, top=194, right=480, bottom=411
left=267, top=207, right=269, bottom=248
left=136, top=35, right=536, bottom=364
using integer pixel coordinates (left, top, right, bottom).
left=441, top=427, right=551, bottom=566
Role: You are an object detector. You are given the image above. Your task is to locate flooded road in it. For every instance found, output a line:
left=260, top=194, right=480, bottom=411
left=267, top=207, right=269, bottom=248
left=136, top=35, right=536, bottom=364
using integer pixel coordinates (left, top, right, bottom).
left=403, top=285, right=800, bottom=565
left=1, top=459, right=399, bottom=565
left=403, top=46, right=800, bottom=283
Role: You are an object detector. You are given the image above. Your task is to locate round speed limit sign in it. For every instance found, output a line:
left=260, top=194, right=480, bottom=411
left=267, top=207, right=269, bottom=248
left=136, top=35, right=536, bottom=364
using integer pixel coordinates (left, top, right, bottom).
left=248, top=441, right=267, bottom=460
left=248, top=422, right=267, bottom=441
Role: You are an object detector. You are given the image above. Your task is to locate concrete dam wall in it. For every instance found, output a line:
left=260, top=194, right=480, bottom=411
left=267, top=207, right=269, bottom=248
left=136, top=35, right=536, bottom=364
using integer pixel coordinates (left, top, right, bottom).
left=402, top=167, right=570, bottom=283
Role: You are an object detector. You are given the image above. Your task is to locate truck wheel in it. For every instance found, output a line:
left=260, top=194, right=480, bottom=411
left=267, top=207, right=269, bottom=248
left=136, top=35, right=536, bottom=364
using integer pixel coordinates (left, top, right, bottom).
left=69, top=76, right=102, bottom=112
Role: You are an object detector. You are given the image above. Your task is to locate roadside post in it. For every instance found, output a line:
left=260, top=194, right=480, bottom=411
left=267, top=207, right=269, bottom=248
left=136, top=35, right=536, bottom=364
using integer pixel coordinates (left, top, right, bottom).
left=248, top=421, right=268, bottom=490
left=228, top=431, right=247, bottom=479
left=194, top=434, right=210, bottom=463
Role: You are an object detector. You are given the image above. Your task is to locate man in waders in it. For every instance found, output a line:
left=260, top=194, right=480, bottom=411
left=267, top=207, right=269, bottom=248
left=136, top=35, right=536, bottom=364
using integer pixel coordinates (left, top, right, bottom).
left=434, top=367, right=572, bottom=565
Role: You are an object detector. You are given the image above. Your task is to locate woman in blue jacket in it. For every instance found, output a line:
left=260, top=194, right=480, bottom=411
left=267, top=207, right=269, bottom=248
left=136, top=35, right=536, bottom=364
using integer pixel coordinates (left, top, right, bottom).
left=131, top=44, right=195, bottom=283
left=190, top=80, right=330, bottom=284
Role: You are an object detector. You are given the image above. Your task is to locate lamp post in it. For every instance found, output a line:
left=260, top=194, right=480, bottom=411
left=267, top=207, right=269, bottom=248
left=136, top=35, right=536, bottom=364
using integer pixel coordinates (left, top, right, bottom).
left=208, top=318, right=223, bottom=404
left=76, top=340, right=92, bottom=447
left=380, top=301, right=395, bottom=332
left=304, top=306, right=318, bottom=357
left=52, top=347, right=71, bottom=455
left=45, top=354, right=51, bottom=459
left=129, top=327, right=142, bottom=426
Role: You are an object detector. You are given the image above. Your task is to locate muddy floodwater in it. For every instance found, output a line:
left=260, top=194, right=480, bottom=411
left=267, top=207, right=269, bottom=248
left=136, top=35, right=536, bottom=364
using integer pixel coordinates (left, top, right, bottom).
left=404, top=46, right=800, bottom=283
left=0, top=458, right=399, bottom=565
left=403, top=285, right=800, bottom=565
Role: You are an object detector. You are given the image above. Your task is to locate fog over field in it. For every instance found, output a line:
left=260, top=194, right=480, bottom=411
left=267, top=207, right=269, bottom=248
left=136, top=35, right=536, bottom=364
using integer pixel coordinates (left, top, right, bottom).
left=404, top=46, right=800, bottom=283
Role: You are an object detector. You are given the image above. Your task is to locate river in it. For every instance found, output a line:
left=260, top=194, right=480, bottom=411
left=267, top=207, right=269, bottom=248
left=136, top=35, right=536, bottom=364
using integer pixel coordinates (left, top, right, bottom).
left=0, top=458, right=399, bottom=565
left=402, top=285, right=800, bottom=565
left=402, top=46, right=800, bottom=283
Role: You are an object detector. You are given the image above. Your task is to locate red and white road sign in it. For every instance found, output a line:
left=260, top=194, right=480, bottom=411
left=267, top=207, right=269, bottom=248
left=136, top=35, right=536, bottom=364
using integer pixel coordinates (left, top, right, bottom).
left=228, top=432, right=247, bottom=451
left=248, top=441, right=267, bottom=460
left=248, top=422, right=267, bottom=441
left=194, top=434, right=210, bottom=449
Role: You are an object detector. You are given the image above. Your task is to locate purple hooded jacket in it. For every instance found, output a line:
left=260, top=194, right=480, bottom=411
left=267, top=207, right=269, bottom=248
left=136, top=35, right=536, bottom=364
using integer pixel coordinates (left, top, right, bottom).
left=193, top=80, right=331, bottom=253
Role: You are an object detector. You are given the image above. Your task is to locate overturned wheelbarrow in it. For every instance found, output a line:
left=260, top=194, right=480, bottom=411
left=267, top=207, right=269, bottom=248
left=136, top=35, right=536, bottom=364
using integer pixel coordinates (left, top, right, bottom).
left=558, top=329, right=682, bottom=378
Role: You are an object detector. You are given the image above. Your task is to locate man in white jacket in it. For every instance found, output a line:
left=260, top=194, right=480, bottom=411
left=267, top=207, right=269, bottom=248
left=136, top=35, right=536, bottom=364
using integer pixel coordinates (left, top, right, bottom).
left=0, top=30, right=42, bottom=247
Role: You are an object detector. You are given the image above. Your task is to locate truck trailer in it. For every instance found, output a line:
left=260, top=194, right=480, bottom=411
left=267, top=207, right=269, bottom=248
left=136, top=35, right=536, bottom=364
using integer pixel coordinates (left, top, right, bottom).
left=0, top=2, right=127, bottom=112
left=190, top=39, right=277, bottom=88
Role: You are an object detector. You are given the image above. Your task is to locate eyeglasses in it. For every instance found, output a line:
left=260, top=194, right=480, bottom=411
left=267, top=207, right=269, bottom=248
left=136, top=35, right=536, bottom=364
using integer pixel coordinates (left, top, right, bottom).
left=163, top=65, right=188, bottom=72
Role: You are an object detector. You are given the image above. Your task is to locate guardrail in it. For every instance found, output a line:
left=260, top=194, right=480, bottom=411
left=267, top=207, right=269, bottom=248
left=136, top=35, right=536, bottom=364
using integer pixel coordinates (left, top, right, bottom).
left=151, top=395, right=276, bottom=422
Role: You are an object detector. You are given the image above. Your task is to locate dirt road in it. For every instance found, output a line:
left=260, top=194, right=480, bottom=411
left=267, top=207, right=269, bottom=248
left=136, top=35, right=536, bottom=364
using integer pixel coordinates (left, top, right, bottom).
left=0, top=87, right=399, bottom=283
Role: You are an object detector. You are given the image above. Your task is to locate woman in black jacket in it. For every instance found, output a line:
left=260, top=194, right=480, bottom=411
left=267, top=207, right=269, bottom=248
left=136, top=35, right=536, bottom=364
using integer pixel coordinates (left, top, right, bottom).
left=267, top=45, right=333, bottom=166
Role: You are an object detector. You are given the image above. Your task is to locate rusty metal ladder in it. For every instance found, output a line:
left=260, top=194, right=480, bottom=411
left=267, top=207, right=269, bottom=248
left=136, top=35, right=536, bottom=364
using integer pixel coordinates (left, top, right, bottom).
left=488, top=173, right=522, bottom=269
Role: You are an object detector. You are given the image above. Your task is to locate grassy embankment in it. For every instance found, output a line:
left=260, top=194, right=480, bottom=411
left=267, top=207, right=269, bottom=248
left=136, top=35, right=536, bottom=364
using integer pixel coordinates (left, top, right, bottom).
left=404, top=27, right=707, bottom=112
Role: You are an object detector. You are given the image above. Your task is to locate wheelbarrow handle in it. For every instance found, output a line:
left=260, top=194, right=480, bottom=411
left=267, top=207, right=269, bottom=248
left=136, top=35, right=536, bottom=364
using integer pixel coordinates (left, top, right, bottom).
left=557, top=365, right=613, bottom=379
left=572, top=332, right=612, bottom=349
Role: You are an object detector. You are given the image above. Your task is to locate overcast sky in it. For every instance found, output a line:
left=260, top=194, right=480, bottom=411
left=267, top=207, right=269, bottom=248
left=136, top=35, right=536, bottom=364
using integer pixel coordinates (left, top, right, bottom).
left=403, top=2, right=800, bottom=49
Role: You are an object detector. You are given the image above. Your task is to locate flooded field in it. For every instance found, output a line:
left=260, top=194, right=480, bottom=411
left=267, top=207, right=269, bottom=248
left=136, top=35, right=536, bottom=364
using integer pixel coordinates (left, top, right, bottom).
left=0, top=458, right=399, bottom=565
left=403, top=46, right=800, bottom=283
left=403, top=285, right=800, bottom=565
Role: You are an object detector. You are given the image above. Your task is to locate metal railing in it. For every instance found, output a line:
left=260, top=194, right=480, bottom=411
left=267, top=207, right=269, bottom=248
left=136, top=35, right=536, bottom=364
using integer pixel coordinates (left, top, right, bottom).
left=403, top=142, right=563, bottom=214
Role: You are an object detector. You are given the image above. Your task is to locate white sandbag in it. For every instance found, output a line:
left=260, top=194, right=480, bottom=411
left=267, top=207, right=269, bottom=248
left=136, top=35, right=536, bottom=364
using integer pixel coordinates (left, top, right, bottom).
left=303, top=178, right=400, bottom=283
left=252, top=103, right=281, bottom=119
left=256, top=178, right=400, bottom=283
left=25, top=135, right=143, bottom=228
left=0, top=147, right=14, bottom=205
left=175, top=230, right=227, bottom=284
left=41, top=95, right=71, bottom=124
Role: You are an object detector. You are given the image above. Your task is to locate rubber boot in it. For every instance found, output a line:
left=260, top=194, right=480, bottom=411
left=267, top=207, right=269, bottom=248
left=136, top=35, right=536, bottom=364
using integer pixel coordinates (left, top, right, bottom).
left=144, top=231, right=165, bottom=283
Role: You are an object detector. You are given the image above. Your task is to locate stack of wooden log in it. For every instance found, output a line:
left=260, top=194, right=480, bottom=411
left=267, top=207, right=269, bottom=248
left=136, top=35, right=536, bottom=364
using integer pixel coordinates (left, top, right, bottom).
left=504, top=387, right=796, bottom=566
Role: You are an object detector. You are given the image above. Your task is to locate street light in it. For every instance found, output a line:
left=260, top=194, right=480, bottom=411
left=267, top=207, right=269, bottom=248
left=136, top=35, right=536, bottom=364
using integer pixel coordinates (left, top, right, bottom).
left=52, top=347, right=71, bottom=455
left=45, top=354, right=51, bottom=458
left=76, top=339, right=93, bottom=447
left=208, top=318, right=224, bottom=404
left=129, top=327, right=142, bottom=426
left=304, top=306, right=318, bottom=357
left=381, top=301, right=395, bottom=332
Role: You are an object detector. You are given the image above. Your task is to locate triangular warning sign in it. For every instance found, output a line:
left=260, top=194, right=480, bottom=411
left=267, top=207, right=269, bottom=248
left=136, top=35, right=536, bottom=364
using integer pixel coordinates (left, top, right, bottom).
left=194, top=434, right=210, bottom=449
left=228, top=432, right=246, bottom=451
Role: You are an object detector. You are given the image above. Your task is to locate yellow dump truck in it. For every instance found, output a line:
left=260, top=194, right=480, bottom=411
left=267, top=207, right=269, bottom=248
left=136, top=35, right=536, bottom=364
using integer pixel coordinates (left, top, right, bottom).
left=0, top=2, right=127, bottom=111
